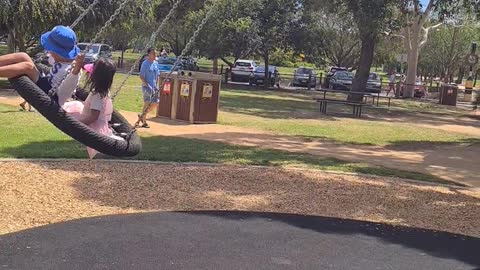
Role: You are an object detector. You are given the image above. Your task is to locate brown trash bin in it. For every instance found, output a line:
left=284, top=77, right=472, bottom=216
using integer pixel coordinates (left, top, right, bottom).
left=439, top=84, right=458, bottom=106
left=174, top=71, right=222, bottom=124
left=157, top=72, right=179, bottom=119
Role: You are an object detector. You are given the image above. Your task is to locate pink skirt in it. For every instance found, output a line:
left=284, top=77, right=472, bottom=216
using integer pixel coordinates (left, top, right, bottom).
left=63, top=101, right=121, bottom=159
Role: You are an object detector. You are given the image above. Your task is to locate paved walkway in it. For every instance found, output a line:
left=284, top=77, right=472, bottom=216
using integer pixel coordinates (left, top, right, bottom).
left=1, top=94, right=479, bottom=187
left=1, top=212, right=478, bottom=270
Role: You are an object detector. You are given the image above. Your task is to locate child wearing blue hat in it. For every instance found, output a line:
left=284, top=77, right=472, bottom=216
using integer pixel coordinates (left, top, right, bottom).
left=0, top=25, right=83, bottom=105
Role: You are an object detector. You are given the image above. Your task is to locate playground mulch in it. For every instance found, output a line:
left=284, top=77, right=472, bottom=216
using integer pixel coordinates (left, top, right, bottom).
left=1, top=160, right=479, bottom=237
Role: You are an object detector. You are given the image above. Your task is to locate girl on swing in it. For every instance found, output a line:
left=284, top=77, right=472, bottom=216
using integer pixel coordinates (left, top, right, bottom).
left=0, top=25, right=122, bottom=158
left=62, top=56, right=124, bottom=158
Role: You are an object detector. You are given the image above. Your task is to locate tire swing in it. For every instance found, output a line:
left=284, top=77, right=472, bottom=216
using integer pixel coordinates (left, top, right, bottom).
left=9, top=75, right=142, bottom=157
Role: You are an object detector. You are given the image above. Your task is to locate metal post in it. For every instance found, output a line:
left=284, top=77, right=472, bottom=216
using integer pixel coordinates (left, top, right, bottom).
left=465, top=42, right=478, bottom=102
left=307, top=73, right=312, bottom=91
left=224, top=68, right=229, bottom=84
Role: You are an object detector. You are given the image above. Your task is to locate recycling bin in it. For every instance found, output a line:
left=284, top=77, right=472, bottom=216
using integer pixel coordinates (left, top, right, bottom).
left=439, top=84, right=458, bottom=106
left=157, top=72, right=179, bottom=119
left=174, top=71, right=222, bottom=124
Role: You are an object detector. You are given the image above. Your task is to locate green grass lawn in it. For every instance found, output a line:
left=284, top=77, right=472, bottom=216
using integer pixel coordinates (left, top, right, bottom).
left=107, top=75, right=477, bottom=146
left=0, top=103, right=451, bottom=184
left=0, top=44, right=8, bottom=55
left=217, top=90, right=477, bottom=145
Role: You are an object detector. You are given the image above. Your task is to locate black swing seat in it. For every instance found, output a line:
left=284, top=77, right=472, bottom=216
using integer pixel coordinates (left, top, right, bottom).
left=8, top=75, right=142, bottom=158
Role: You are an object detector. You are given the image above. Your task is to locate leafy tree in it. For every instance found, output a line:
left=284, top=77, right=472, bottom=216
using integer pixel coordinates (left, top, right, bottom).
left=388, top=0, right=479, bottom=97
left=153, top=0, right=206, bottom=55
left=292, top=6, right=360, bottom=69
left=255, top=0, right=299, bottom=88
left=0, top=0, right=72, bottom=52
left=418, top=24, right=480, bottom=83
left=187, top=0, right=260, bottom=71
left=307, top=0, right=398, bottom=99
left=0, top=0, right=152, bottom=53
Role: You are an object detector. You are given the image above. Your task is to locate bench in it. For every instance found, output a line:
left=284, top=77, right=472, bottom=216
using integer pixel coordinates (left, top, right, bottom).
left=365, top=93, right=392, bottom=107
left=313, top=98, right=367, bottom=118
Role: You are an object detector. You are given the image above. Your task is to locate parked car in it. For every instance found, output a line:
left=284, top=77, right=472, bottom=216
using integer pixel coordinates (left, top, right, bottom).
left=329, top=71, right=353, bottom=90
left=414, top=78, right=426, bottom=97
left=292, top=67, right=317, bottom=88
left=77, top=43, right=112, bottom=64
left=231, top=60, right=257, bottom=82
left=366, top=72, right=382, bottom=93
left=325, top=66, right=348, bottom=88
left=138, top=55, right=194, bottom=73
left=156, top=56, right=179, bottom=72
left=32, top=51, right=50, bottom=66
left=249, top=66, right=280, bottom=87
left=399, top=78, right=426, bottom=98
left=179, top=56, right=199, bottom=71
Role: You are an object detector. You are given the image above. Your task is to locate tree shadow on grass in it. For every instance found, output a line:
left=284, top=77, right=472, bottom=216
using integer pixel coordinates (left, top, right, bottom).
left=0, top=135, right=452, bottom=185
left=385, top=139, right=480, bottom=151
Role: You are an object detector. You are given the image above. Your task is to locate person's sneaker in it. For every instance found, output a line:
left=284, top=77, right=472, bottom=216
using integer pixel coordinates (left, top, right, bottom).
left=142, top=123, right=150, bottom=128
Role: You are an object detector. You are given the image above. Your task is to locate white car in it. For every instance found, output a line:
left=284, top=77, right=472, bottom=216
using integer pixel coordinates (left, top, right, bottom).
left=231, top=60, right=257, bottom=82
left=77, top=43, right=112, bottom=64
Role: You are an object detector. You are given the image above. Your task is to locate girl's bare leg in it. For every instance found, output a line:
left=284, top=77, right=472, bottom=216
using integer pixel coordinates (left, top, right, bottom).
left=0, top=52, right=31, bottom=67
left=0, top=53, right=39, bottom=82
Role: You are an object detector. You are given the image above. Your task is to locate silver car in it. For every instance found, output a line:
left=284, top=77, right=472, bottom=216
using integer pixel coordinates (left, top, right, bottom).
left=77, top=43, right=112, bottom=64
left=231, top=60, right=257, bottom=82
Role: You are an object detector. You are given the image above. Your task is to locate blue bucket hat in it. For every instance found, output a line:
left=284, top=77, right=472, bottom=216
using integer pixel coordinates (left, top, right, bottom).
left=41, top=26, right=80, bottom=60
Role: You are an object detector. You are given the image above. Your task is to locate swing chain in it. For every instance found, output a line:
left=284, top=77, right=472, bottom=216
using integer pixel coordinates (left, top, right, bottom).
left=70, top=0, right=101, bottom=29
left=87, top=0, right=133, bottom=49
left=132, top=0, right=217, bottom=131
left=110, top=0, right=184, bottom=100
left=49, top=0, right=133, bottom=96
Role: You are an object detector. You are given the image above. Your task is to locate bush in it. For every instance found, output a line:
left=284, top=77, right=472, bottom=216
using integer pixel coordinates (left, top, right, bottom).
left=269, top=49, right=296, bottom=67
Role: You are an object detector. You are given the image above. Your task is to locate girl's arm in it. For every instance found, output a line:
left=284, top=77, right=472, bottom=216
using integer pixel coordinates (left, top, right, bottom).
left=56, top=54, right=85, bottom=105
left=79, top=109, right=100, bottom=125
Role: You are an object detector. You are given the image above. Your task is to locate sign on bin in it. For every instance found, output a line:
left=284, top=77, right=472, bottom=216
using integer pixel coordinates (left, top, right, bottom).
left=162, top=80, right=172, bottom=95
left=202, top=83, right=213, bottom=98
left=181, top=82, right=190, bottom=97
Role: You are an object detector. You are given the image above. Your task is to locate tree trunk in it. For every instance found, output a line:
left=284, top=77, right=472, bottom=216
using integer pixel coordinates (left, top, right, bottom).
left=15, top=30, right=26, bottom=52
left=121, top=49, right=125, bottom=68
left=7, top=31, right=16, bottom=53
left=349, top=33, right=376, bottom=101
left=455, top=66, right=465, bottom=84
left=404, top=31, right=420, bottom=98
left=212, top=58, right=218, bottom=74
left=264, top=50, right=270, bottom=90
left=220, top=57, right=234, bottom=68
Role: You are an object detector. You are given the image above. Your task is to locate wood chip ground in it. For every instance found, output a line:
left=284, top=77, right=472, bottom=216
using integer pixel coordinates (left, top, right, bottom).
left=0, top=161, right=479, bottom=237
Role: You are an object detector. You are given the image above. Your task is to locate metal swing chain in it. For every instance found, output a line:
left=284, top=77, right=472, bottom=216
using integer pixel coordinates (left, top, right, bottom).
left=48, top=0, right=133, bottom=96
left=131, top=0, right=217, bottom=132
left=110, top=0, right=184, bottom=100
left=70, top=0, right=101, bottom=29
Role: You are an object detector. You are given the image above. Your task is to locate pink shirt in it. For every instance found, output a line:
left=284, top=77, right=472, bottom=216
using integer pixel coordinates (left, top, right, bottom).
left=82, top=93, right=113, bottom=135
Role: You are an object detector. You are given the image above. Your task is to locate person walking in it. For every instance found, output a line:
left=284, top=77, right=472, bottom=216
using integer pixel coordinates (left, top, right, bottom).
left=135, top=48, right=159, bottom=128
left=387, top=70, right=396, bottom=97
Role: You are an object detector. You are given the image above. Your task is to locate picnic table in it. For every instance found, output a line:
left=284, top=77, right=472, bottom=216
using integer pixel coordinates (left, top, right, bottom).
left=317, top=89, right=391, bottom=107
left=312, top=89, right=391, bottom=118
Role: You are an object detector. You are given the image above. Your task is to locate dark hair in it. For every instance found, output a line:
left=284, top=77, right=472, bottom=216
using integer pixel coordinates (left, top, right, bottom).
left=147, top=47, right=156, bottom=55
left=85, top=58, right=116, bottom=99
